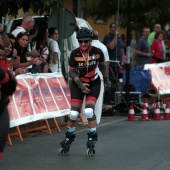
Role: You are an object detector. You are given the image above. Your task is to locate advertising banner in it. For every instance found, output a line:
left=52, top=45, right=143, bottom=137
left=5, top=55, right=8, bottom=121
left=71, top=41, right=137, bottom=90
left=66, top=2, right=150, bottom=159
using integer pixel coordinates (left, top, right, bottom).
left=144, top=62, right=170, bottom=95
left=8, top=73, right=70, bottom=128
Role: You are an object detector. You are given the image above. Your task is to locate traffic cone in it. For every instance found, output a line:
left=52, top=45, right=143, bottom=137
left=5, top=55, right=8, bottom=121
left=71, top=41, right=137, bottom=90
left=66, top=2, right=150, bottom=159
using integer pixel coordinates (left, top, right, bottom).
left=127, top=104, right=137, bottom=121
left=143, top=98, right=149, bottom=109
left=140, top=104, right=150, bottom=120
left=151, top=99, right=156, bottom=110
left=163, top=103, right=170, bottom=120
left=153, top=103, right=161, bottom=120
left=162, top=99, right=166, bottom=110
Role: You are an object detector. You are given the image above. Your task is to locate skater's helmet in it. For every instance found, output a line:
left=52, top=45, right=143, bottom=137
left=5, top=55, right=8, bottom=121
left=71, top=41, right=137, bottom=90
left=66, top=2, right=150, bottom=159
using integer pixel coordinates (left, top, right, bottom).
left=76, top=27, right=93, bottom=41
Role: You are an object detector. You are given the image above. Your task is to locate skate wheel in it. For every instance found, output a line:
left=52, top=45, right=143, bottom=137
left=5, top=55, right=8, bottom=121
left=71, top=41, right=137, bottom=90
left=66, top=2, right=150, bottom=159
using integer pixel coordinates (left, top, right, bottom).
left=58, top=148, right=69, bottom=156
left=86, top=148, right=95, bottom=157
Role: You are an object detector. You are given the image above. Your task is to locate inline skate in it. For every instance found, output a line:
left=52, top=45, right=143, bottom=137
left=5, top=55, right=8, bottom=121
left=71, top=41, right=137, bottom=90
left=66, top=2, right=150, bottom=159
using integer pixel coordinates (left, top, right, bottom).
left=58, top=131, right=75, bottom=156
left=86, top=131, right=98, bottom=156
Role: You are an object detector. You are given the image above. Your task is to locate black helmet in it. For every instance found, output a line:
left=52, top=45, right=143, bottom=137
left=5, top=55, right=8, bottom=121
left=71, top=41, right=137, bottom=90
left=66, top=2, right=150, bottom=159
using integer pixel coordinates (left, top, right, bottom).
left=76, top=27, right=93, bottom=40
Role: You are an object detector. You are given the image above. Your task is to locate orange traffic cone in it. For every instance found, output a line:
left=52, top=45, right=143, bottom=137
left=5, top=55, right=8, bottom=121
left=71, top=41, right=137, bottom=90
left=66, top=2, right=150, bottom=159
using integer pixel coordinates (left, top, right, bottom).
left=127, top=104, right=137, bottom=121
left=143, top=98, right=149, bottom=109
left=153, top=103, right=161, bottom=120
left=163, top=103, right=170, bottom=120
left=140, top=104, right=149, bottom=120
left=151, top=99, right=156, bottom=110
left=162, top=99, right=166, bottom=110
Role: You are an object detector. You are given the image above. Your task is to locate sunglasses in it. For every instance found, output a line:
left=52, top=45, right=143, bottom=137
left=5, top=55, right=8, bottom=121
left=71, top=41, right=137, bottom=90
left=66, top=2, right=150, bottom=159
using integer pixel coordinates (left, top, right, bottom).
left=78, top=40, right=89, bottom=44
left=19, top=32, right=29, bottom=35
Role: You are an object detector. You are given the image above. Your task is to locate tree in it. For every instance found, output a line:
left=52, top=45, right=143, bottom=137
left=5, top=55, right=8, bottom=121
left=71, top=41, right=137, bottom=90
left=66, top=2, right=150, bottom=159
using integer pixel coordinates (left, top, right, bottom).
left=0, top=0, right=64, bottom=19
left=82, top=0, right=170, bottom=36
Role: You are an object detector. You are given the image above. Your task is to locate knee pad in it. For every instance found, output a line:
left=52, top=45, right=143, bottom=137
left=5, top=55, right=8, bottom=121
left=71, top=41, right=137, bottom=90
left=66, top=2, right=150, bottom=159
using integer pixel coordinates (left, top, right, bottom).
left=84, top=108, right=96, bottom=121
left=68, top=110, right=79, bottom=122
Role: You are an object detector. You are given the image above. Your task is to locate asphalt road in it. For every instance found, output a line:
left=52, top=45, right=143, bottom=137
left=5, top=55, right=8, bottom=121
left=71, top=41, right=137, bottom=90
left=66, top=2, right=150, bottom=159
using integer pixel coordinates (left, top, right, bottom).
left=1, top=115, right=170, bottom=170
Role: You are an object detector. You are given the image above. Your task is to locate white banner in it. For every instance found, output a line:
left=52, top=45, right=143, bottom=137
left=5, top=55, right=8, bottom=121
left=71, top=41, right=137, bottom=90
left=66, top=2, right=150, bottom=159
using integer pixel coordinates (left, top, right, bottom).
left=144, top=62, right=170, bottom=95
left=8, top=73, right=70, bottom=128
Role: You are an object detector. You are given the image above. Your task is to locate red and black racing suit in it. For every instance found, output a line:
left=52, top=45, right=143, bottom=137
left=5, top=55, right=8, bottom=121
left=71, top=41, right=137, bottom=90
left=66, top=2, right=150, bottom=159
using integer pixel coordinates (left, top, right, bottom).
left=69, top=46, right=106, bottom=115
left=0, top=68, right=17, bottom=159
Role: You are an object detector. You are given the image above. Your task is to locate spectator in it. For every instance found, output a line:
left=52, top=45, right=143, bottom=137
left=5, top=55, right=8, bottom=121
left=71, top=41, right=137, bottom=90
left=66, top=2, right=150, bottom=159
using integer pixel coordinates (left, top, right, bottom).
left=121, top=34, right=127, bottom=54
left=130, top=33, right=136, bottom=62
left=32, top=26, right=49, bottom=73
left=92, top=30, right=109, bottom=74
left=47, top=27, right=61, bottom=73
left=5, top=33, right=28, bottom=76
left=151, top=30, right=166, bottom=63
left=0, top=24, right=10, bottom=47
left=103, top=21, right=124, bottom=104
left=0, top=44, right=11, bottom=72
left=148, top=23, right=161, bottom=46
left=11, top=15, right=40, bottom=60
left=11, top=15, right=35, bottom=38
left=6, top=33, right=16, bottom=45
left=148, top=23, right=166, bottom=60
left=13, top=32, right=42, bottom=72
left=26, top=24, right=39, bottom=72
left=134, top=27, right=153, bottom=68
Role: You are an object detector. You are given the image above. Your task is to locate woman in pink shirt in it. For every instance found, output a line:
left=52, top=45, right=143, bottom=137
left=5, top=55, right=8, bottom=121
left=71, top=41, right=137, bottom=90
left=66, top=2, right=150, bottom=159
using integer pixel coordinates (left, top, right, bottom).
left=151, top=30, right=166, bottom=63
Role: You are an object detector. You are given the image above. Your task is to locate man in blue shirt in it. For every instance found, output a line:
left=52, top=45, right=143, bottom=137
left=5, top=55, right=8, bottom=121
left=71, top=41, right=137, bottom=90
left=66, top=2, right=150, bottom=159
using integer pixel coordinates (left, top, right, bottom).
left=103, top=21, right=124, bottom=104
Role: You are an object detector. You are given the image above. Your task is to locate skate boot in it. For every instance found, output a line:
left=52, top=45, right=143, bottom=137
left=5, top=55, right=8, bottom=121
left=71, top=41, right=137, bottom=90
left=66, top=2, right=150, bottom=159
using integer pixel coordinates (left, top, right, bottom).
left=58, top=131, right=76, bottom=156
left=86, top=131, right=98, bottom=156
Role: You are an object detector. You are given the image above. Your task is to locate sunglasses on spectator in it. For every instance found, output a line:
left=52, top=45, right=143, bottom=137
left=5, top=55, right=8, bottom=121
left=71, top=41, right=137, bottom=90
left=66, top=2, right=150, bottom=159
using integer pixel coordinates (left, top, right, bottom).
left=20, top=32, right=29, bottom=35
left=78, top=40, right=89, bottom=44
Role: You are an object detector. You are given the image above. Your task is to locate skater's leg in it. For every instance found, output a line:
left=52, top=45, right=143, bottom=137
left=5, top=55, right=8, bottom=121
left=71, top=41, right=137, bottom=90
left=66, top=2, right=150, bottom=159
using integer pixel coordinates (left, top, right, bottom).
left=0, top=101, right=10, bottom=161
left=84, top=82, right=100, bottom=156
left=58, top=108, right=81, bottom=155
left=84, top=105, right=98, bottom=156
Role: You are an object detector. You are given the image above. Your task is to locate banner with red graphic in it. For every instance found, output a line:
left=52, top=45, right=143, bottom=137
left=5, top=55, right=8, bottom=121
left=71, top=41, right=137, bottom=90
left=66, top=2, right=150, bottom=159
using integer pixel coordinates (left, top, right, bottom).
left=144, top=62, right=170, bottom=95
left=8, top=73, right=70, bottom=128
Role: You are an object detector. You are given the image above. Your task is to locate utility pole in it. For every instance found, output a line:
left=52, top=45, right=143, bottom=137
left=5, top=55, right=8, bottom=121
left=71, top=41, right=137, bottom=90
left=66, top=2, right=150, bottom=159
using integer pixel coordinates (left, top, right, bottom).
left=125, top=0, right=131, bottom=104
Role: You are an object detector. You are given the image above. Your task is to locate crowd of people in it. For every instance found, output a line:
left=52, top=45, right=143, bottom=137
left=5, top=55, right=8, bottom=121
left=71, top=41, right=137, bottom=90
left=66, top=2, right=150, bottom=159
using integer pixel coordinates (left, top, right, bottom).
left=0, top=15, right=61, bottom=77
left=0, top=15, right=61, bottom=161
left=102, top=22, right=170, bottom=103
left=1, top=13, right=170, bottom=159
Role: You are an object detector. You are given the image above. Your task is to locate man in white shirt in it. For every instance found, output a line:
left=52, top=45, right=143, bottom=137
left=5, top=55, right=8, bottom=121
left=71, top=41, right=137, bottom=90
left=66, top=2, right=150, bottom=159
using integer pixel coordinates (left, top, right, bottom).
left=87, top=30, right=110, bottom=123
left=91, top=30, right=109, bottom=74
left=11, top=15, right=35, bottom=37
left=47, top=27, right=61, bottom=73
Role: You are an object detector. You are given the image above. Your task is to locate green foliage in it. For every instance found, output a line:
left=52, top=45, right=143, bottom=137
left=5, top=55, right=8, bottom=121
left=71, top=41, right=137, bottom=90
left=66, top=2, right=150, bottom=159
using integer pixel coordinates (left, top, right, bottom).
left=0, top=0, right=64, bottom=18
left=83, top=0, right=170, bottom=32
left=82, top=0, right=118, bottom=21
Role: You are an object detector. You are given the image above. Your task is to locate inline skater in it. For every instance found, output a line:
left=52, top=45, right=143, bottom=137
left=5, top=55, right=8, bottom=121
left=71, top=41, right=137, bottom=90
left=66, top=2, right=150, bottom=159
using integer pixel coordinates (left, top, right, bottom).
left=0, top=67, right=17, bottom=162
left=58, top=27, right=110, bottom=156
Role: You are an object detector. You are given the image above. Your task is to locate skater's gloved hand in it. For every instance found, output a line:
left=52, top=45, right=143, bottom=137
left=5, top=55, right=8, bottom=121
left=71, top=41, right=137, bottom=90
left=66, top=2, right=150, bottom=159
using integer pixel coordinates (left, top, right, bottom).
left=103, top=77, right=111, bottom=90
left=75, top=79, right=90, bottom=93
left=82, top=83, right=90, bottom=93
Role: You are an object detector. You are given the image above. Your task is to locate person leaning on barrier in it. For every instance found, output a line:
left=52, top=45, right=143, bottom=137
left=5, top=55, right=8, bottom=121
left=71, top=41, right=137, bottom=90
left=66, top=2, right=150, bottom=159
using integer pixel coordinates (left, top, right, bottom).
left=31, top=26, right=49, bottom=73
left=0, top=67, right=17, bottom=162
left=13, top=32, right=42, bottom=73
left=0, top=44, right=27, bottom=77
